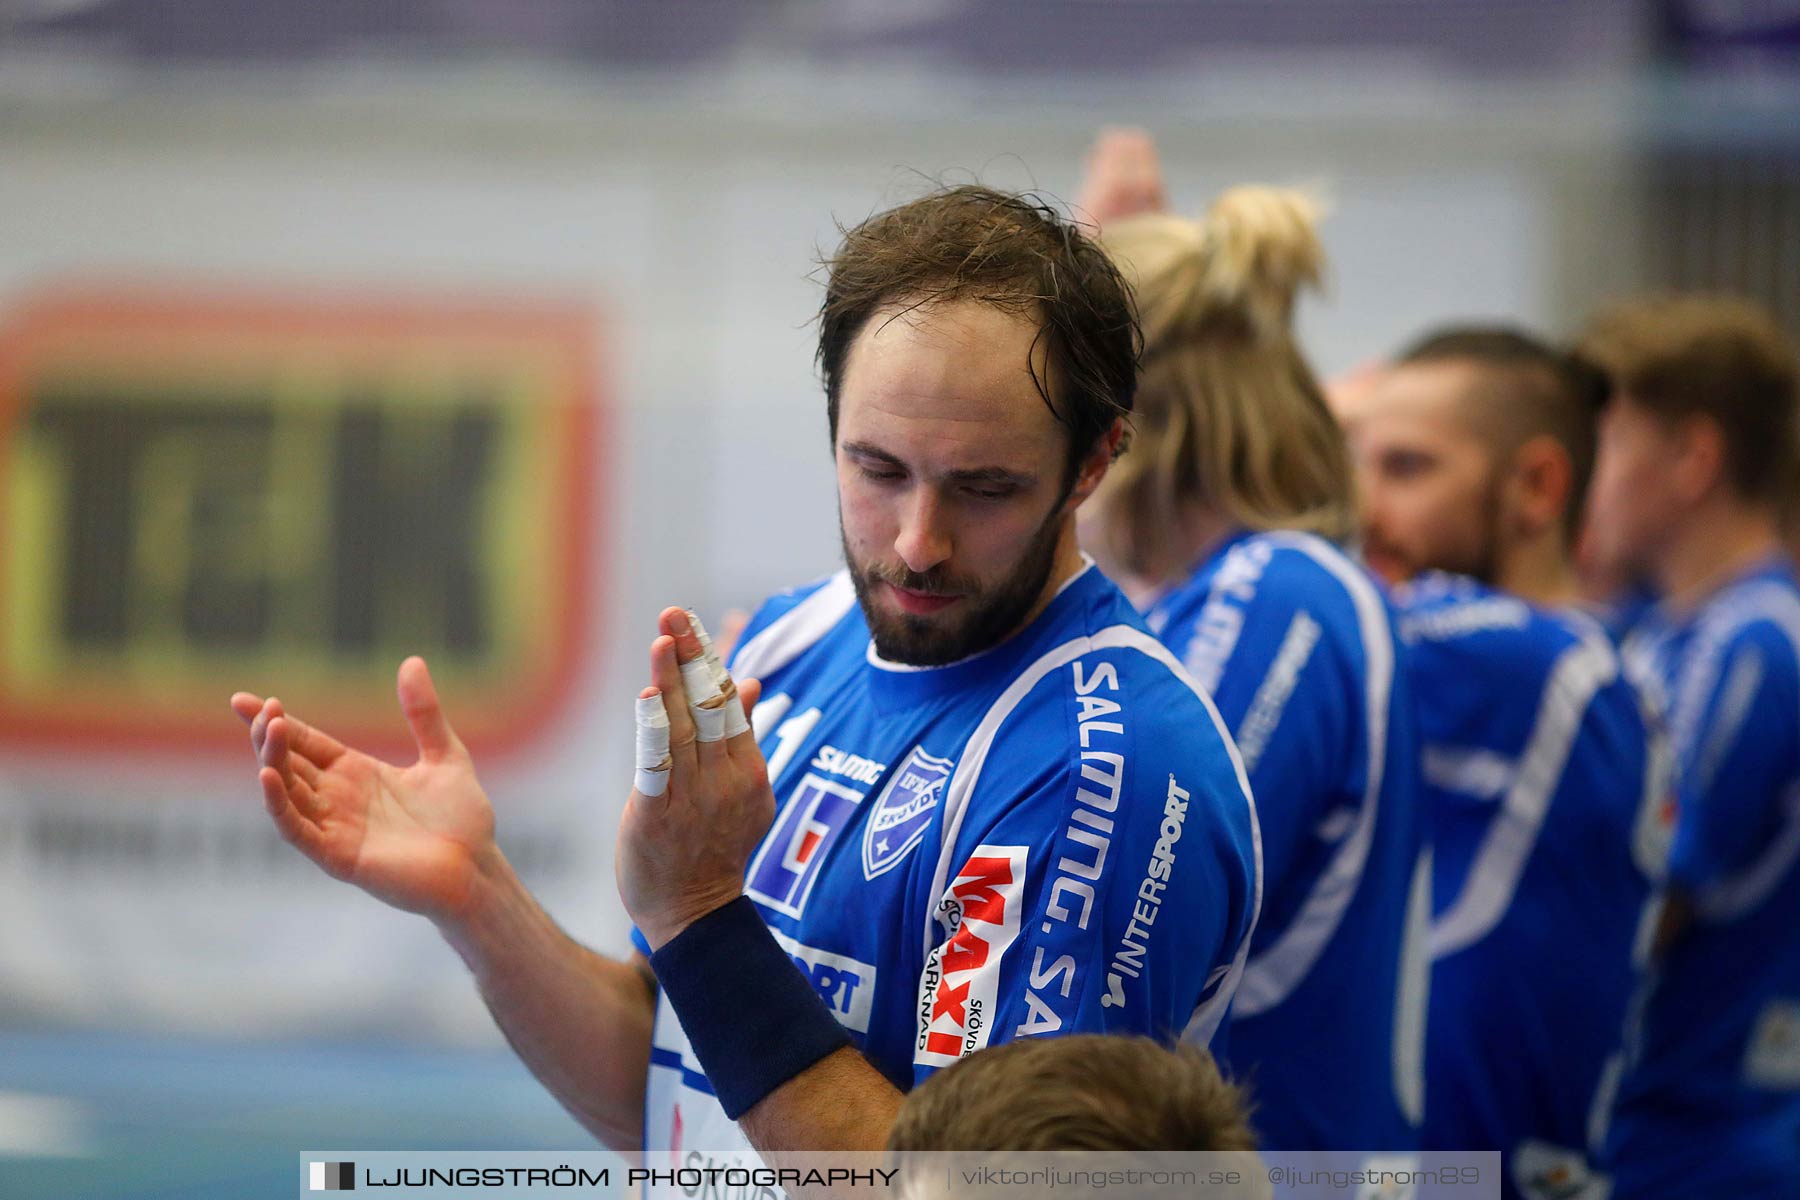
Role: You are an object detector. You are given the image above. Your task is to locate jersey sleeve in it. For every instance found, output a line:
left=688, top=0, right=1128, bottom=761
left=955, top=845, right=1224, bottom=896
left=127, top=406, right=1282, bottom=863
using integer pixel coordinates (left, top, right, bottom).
left=1220, top=594, right=1358, bottom=896
left=909, top=648, right=1258, bottom=1084
left=1166, top=548, right=1362, bottom=893
left=724, top=572, right=846, bottom=675
left=1664, top=620, right=1800, bottom=895
left=1561, top=671, right=1672, bottom=887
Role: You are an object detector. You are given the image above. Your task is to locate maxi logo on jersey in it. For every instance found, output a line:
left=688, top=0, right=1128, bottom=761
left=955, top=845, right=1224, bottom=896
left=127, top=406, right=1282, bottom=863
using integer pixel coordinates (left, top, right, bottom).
left=745, top=773, right=866, bottom=918
left=915, top=845, right=1027, bottom=1068
left=863, top=747, right=954, bottom=880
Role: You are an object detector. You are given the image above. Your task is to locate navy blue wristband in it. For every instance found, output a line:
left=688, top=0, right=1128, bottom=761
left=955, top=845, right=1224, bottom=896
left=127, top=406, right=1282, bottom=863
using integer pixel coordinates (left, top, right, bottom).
left=648, top=896, right=852, bottom=1120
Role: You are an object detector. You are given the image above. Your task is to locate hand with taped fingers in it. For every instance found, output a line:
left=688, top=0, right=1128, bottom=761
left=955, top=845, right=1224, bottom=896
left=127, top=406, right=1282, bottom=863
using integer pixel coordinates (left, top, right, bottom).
left=229, top=656, right=500, bottom=923
left=617, top=607, right=772, bottom=952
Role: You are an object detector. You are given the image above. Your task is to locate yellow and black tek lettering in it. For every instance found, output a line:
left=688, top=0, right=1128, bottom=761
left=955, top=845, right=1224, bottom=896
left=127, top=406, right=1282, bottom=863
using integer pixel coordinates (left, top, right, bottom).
left=0, top=291, right=599, bottom=756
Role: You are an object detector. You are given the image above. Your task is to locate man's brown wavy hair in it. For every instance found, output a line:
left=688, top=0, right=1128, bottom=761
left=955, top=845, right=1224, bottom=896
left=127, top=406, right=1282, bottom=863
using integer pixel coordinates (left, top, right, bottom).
left=818, top=186, right=1141, bottom=485
left=1581, top=294, right=1798, bottom=503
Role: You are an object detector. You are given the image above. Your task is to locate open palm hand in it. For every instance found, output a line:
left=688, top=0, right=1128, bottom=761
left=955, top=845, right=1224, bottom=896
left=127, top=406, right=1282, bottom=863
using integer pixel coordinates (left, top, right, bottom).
left=231, top=657, right=497, bottom=922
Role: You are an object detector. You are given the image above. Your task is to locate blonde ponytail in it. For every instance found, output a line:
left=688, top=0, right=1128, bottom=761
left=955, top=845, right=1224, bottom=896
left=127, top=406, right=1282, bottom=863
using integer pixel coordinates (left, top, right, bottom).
left=1196, top=187, right=1326, bottom=339
left=1092, top=186, right=1354, bottom=582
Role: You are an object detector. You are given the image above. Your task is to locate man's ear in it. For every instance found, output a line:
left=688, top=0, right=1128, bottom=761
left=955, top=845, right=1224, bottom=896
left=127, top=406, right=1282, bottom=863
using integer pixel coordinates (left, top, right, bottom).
left=1068, top=418, right=1127, bottom=508
left=1672, top=414, right=1727, bottom=505
left=1509, top=434, right=1573, bottom=539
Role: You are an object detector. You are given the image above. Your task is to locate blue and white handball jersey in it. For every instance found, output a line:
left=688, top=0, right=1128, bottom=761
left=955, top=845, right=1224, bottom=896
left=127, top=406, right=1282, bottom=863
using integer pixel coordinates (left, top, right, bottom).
left=1603, top=556, right=1800, bottom=1199
left=638, top=560, right=1262, bottom=1160
left=1146, top=530, right=1430, bottom=1152
left=1397, top=574, right=1667, bottom=1200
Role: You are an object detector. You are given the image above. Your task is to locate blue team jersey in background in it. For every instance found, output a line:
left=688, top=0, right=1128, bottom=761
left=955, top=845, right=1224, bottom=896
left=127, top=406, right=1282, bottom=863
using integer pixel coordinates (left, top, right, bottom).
left=1604, top=555, right=1800, bottom=1199
left=1147, top=530, right=1429, bottom=1152
left=639, top=560, right=1262, bottom=1160
left=1592, top=581, right=1661, bottom=647
left=1397, top=574, right=1668, bottom=1200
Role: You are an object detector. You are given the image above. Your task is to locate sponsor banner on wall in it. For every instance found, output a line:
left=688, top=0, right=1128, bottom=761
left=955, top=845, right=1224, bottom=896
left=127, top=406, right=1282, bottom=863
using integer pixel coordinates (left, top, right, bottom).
left=0, top=283, right=607, bottom=1036
left=0, top=284, right=602, bottom=760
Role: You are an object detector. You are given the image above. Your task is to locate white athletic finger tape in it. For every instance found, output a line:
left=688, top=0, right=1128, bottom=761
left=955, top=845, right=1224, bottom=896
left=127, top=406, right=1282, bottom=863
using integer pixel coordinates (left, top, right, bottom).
left=634, top=693, right=672, bottom=797
left=687, top=610, right=751, bottom=739
left=680, top=656, right=727, bottom=742
left=721, top=695, right=750, bottom=739
left=686, top=610, right=733, bottom=693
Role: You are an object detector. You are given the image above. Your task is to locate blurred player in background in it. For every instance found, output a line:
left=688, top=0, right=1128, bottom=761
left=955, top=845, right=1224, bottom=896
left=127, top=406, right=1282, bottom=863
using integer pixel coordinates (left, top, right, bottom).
left=1579, top=296, right=1800, bottom=1199
left=1348, top=328, right=1668, bottom=1198
left=1079, top=130, right=1428, bottom=1153
left=1348, top=329, right=1604, bottom=605
left=232, top=185, right=1262, bottom=1162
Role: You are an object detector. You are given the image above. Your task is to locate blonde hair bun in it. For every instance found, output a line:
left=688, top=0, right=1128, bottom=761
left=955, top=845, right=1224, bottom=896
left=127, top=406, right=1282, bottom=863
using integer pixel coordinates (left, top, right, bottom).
left=1105, top=186, right=1325, bottom=350
left=1092, top=185, right=1352, bottom=579
left=1201, top=186, right=1326, bottom=334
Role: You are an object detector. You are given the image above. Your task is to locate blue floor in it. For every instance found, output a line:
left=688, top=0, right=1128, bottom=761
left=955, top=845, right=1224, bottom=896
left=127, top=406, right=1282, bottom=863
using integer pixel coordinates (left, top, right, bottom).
left=0, top=1029, right=610, bottom=1199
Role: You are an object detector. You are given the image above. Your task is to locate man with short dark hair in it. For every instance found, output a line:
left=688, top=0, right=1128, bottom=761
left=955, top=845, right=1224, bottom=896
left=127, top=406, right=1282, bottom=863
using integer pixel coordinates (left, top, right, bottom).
left=232, top=186, right=1261, bottom=1163
left=1347, top=325, right=1668, bottom=1200
left=1581, top=295, right=1800, bottom=1199
left=1348, top=326, right=1607, bottom=601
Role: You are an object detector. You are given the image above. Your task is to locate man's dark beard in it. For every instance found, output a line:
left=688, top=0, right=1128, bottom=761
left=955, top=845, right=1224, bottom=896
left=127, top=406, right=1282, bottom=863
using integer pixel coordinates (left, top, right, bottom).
left=844, top=498, right=1070, bottom=667
left=1368, top=471, right=1505, bottom=585
left=1458, top=470, right=1507, bottom=586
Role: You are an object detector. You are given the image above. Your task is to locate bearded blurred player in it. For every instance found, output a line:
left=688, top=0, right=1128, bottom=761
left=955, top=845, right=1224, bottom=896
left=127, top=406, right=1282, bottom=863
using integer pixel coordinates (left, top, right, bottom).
left=1349, top=327, right=1668, bottom=1198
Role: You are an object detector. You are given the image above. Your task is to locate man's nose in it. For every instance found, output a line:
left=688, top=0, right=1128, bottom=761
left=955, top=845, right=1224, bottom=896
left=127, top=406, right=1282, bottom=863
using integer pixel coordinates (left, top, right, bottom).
left=894, top=490, right=953, bottom=576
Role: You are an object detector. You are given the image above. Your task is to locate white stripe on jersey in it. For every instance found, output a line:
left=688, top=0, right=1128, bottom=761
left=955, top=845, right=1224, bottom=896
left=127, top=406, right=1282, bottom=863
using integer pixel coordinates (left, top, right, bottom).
left=1393, top=847, right=1434, bottom=1127
left=1234, top=610, right=1323, bottom=774
left=1587, top=1044, right=1628, bottom=1154
left=1666, top=580, right=1800, bottom=765
left=919, top=623, right=1264, bottom=1049
left=1664, top=579, right=1800, bottom=922
left=1693, top=648, right=1762, bottom=796
left=1421, top=745, right=1517, bottom=800
left=1698, top=783, right=1800, bottom=923
left=730, top=571, right=857, bottom=681
left=1429, top=635, right=1619, bottom=960
left=1620, top=623, right=1672, bottom=718
left=1230, top=533, right=1392, bottom=1019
